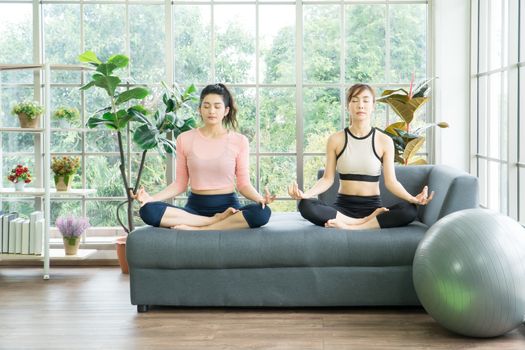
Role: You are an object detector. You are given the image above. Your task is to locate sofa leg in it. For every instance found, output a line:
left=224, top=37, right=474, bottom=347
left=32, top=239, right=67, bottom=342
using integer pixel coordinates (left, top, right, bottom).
left=137, top=305, right=149, bottom=313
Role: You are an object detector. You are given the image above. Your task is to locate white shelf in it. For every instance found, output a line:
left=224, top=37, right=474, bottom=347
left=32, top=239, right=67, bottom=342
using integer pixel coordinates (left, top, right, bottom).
left=0, top=188, right=96, bottom=197
left=0, top=127, right=44, bottom=133
left=0, top=249, right=97, bottom=261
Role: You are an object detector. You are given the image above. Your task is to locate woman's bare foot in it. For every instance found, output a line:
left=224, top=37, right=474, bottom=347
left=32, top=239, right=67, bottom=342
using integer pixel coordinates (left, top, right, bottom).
left=212, top=207, right=238, bottom=223
left=336, top=207, right=389, bottom=225
left=364, top=207, right=389, bottom=221
left=171, top=224, right=201, bottom=231
left=325, top=218, right=352, bottom=229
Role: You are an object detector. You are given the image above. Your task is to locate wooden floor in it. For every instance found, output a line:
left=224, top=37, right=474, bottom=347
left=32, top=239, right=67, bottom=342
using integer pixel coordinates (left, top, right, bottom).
left=1, top=267, right=524, bottom=350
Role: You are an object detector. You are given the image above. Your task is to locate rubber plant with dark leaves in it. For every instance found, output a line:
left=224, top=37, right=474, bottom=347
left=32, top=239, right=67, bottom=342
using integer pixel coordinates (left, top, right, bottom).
left=79, top=51, right=197, bottom=233
left=376, top=77, right=449, bottom=165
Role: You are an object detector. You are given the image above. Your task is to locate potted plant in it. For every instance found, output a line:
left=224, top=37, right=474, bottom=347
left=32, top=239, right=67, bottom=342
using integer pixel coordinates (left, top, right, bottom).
left=376, top=77, right=449, bottom=165
left=7, top=164, right=32, bottom=191
left=52, top=106, right=80, bottom=127
left=51, top=156, right=81, bottom=191
left=78, top=50, right=197, bottom=273
left=12, top=100, right=44, bottom=128
left=55, top=215, right=90, bottom=255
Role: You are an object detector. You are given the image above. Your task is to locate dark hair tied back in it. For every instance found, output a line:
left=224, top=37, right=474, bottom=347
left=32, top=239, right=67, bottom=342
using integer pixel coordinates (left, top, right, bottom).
left=200, top=83, right=238, bottom=130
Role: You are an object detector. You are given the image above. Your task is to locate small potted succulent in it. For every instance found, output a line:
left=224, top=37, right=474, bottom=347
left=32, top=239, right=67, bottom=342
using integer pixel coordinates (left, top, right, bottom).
left=12, top=100, right=44, bottom=128
left=50, top=156, right=81, bottom=191
left=7, top=164, right=32, bottom=191
left=52, top=106, right=80, bottom=127
left=55, top=215, right=90, bottom=255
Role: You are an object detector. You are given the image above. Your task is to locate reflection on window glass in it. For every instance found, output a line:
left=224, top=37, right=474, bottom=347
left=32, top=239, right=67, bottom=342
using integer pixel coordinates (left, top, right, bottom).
left=51, top=131, right=82, bottom=153
left=233, top=87, right=256, bottom=151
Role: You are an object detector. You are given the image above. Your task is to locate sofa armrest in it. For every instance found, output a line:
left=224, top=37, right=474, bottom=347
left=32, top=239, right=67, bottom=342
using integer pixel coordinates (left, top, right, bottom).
left=421, top=165, right=479, bottom=226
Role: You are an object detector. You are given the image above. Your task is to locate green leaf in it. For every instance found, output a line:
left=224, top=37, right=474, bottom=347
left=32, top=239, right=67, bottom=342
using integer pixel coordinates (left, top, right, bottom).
left=403, top=137, right=425, bottom=163
left=86, top=116, right=118, bottom=130
left=115, top=87, right=149, bottom=105
left=96, top=63, right=118, bottom=77
left=78, top=51, right=101, bottom=65
left=93, top=75, right=121, bottom=97
left=164, top=99, right=175, bottom=113
left=108, top=54, right=129, bottom=69
left=127, top=106, right=151, bottom=125
left=79, top=81, right=96, bottom=91
left=133, top=124, right=159, bottom=150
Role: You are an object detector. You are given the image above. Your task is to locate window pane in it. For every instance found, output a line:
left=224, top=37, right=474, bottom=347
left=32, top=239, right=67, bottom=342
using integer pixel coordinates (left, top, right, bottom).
left=86, top=200, right=120, bottom=227
left=259, top=5, right=295, bottom=84
left=2, top=133, right=35, bottom=153
left=520, top=67, right=525, bottom=164
left=260, top=156, right=296, bottom=197
left=214, top=5, right=256, bottom=84
left=303, top=5, right=340, bottom=83
left=174, top=5, right=211, bottom=84
left=270, top=200, right=296, bottom=213
left=51, top=87, right=82, bottom=128
left=2, top=156, right=35, bottom=188
left=86, top=131, right=122, bottom=153
left=234, top=87, right=256, bottom=152
left=345, top=4, right=386, bottom=83
left=478, top=158, right=488, bottom=208
left=0, top=199, right=35, bottom=218
left=390, top=4, right=427, bottom=83
left=84, top=5, right=126, bottom=60
left=487, top=160, right=507, bottom=213
left=131, top=154, right=167, bottom=195
left=51, top=200, right=81, bottom=227
left=130, top=4, right=165, bottom=84
left=478, top=75, right=488, bottom=156
left=303, top=87, right=340, bottom=153
left=478, top=0, right=489, bottom=73
left=1, top=87, right=37, bottom=127
left=304, top=155, right=325, bottom=190
left=43, top=4, right=81, bottom=65
left=259, top=88, right=295, bottom=153
left=488, top=72, right=505, bottom=160
left=50, top=131, right=82, bottom=153
left=86, top=156, right=126, bottom=197
left=518, top=167, right=525, bottom=225
left=489, top=0, right=503, bottom=70
left=0, top=4, right=32, bottom=64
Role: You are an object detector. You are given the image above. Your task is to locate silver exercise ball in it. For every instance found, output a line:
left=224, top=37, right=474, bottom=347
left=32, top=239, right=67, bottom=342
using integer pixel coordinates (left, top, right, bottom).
left=413, top=208, right=525, bottom=337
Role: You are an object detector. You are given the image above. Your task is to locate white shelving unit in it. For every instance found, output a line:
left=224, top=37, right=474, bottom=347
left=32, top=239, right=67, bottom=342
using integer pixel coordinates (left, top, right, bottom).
left=0, top=64, right=96, bottom=279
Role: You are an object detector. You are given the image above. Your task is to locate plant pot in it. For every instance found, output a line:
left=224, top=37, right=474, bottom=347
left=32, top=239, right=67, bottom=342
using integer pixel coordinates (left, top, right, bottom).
left=116, top=235, right=129, bottom=274
left=54, top=175, right=72, bottom=191
left=63, top=236, right=81, bottom=255
left=17, top=113, right=40, bottom=128
left=14, top=181, right=26, bottom=191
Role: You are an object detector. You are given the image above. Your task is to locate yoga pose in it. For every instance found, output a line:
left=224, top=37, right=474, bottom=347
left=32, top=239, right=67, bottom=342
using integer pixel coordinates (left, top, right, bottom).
left=133, top=83, right=275, bottom=230
left=288, top=83, right=434, bottom=230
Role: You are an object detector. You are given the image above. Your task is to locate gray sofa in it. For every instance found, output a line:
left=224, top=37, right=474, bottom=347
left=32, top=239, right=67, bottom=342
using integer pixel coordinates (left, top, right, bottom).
left=127, top=165, right=479, bottom=312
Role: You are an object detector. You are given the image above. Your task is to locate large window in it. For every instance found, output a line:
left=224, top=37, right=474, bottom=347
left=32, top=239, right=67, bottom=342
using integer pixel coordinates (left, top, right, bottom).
left=0, top=0, right=430, bottom=239
left=471, top=0, right=523, bottom=223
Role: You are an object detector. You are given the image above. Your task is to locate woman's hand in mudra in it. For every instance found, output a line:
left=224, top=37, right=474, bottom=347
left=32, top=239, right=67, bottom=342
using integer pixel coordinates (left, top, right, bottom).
left=259, top=186, right=276, bottom=209
left=288, top=182, right=311, bottom=200
left=413, top=185, right=434, bottom=205
left=130, top=186, right=153, bottom=207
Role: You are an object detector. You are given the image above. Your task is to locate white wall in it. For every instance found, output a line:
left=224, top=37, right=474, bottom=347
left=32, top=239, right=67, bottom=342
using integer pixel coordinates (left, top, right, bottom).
left=432, top=0, right=471, bottom=171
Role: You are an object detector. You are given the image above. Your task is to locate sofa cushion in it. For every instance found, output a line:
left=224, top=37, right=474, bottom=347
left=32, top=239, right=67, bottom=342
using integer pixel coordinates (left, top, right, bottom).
left=127, top=212, right=428, bottom=270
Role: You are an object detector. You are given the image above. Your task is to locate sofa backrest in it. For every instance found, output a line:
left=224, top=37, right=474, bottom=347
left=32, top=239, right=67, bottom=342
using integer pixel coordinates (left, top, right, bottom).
left=317, top=164, right=479, bottom=226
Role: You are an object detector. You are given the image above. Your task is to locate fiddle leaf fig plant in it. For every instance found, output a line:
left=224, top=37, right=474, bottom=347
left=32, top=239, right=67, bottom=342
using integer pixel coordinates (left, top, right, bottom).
left=377, top=77, right=449, bottom=165
left=79, top=50, right=197, bottom=233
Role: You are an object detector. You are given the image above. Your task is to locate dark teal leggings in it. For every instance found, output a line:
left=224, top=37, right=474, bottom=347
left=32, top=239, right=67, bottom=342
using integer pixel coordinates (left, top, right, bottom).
left=139, top=192, right=271, bottom=228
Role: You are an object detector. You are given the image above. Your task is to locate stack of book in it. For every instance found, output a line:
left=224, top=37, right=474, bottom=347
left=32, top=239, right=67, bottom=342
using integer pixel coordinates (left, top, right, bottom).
left=0, top=210, right=45, bottom=255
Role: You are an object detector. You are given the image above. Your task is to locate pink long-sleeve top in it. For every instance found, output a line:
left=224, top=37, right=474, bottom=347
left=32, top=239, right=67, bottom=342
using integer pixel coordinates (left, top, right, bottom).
left=173, top=128, right=251, bottom=194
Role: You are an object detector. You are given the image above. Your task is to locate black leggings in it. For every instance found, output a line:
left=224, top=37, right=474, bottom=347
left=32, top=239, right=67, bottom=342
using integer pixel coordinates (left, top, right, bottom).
left=298, top=194, right=417, bottom=228
left=139, top=192, right=271, bottom=228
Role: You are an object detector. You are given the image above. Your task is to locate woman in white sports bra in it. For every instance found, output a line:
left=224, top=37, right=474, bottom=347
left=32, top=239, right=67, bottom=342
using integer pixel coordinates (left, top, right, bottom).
left=288, top=83, right=434, bottom=230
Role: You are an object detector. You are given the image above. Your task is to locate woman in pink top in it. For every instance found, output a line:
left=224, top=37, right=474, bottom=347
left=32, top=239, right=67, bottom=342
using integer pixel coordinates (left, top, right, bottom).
left=132, top=83, right=275, bottom=230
